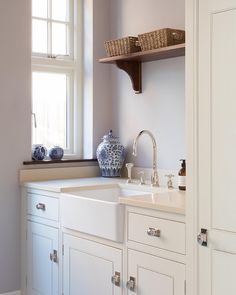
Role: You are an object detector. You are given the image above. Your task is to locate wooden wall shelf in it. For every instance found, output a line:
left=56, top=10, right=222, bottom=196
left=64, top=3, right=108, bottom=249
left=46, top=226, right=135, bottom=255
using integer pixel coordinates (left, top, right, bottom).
left=99, top=43, right=185, bottom=93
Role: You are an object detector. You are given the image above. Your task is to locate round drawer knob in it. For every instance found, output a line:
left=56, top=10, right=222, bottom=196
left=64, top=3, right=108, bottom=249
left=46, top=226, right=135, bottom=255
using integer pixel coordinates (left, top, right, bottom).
left=36, top=203, right=46, bottom=211
left=147, top=227, right=161, bottom=237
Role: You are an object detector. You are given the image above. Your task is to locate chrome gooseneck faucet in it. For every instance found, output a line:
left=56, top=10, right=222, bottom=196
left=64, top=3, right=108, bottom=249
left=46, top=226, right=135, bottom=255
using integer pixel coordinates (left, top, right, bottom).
left=132, top=130, right=159, bottom=187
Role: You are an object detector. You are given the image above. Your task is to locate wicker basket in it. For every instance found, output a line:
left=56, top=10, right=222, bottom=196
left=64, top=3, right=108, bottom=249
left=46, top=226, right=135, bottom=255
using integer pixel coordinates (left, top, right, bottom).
left=138, top=28, right=185, bottom=51
left=104, top=36, right=141, bottom=57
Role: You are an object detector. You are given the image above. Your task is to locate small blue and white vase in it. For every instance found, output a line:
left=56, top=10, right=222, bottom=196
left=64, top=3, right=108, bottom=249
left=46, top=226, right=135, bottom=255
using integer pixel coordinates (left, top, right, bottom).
left=32, top=144, right=47, bottom=161
left=96, top=130, right=125, bottom=177
left=49, top=146, right=64, bottom=160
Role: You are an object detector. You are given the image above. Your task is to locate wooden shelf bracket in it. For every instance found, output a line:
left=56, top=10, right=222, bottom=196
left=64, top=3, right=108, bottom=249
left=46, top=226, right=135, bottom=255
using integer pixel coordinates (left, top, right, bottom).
left=99, top=44, right=185, bottom=93
left=116, top=61, right=142, bottom=94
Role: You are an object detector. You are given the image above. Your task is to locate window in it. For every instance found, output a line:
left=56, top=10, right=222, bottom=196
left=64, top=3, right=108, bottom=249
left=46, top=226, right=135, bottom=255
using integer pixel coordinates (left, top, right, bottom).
left=32, top=0, right=73, bottom=57
left=32, top=0, right=82, bottom=157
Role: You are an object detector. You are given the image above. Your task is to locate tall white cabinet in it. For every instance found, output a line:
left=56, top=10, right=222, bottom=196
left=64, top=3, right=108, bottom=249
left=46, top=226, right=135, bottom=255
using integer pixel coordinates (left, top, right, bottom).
left=187, top=0, right=236, bottom=294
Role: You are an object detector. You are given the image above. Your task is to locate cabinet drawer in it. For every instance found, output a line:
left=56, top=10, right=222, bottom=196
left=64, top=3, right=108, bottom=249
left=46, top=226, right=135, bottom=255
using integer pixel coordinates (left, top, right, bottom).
left=128, top=212, right=185, bottom=254
left=27, top=193, right=59, bottom=221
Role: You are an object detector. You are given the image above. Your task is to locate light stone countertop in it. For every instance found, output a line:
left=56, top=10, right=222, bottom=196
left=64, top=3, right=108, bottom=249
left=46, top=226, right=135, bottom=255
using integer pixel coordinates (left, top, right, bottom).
left=119, top=190, right=185, bottom=214
left=22, top=177, right=126, bottom=192
left=22, top=177, right=185, bottom=214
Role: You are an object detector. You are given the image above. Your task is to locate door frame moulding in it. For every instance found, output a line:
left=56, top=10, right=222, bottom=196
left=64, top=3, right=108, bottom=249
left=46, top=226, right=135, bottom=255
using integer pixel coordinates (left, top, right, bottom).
left=186, top=0, right=199, bottom=295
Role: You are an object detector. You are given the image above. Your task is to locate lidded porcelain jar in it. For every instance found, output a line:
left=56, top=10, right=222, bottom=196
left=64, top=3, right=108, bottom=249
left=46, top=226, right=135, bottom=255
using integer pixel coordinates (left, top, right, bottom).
left=96, top=130, right=125, bottom=177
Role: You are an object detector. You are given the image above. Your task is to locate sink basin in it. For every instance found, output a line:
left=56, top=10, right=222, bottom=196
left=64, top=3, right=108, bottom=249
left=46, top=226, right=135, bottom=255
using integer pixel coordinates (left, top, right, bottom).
left=68, top=186, right=148, bottom=201
left=61, top=184, right=150, bottom=242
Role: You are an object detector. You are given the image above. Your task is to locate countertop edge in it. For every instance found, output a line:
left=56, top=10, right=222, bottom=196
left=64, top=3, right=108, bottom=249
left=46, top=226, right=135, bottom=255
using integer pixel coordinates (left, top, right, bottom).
left=21, top=178, right=186, bottom=214
left=119, top=197, right=185, bottom=215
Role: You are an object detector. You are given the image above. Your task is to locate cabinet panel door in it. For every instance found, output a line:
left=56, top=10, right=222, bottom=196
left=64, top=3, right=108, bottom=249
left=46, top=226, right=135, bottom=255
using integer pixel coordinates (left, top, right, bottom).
left=127, top=249, right=185, bottom=295
left=27, top=222, right=59, bottom=295
left=197, top=0, right=236, bottom=294
left=212, top=250, right=236, bottom=295
left=63, top=234, right=122, bottom=295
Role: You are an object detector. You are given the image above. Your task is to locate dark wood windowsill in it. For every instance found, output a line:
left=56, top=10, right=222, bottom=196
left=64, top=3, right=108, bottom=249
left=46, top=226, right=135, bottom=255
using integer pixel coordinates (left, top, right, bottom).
left=23, top=159, right=98, bottom=165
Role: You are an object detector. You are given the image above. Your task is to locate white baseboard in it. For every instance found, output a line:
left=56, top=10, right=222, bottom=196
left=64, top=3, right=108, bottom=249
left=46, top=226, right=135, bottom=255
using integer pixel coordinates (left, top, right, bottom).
left=1, top=291, right=21, bottom=295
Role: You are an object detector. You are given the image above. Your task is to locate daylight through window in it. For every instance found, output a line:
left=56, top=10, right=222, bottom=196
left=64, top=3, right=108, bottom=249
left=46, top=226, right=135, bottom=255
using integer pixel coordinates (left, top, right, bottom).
left=31, top=0, right=81, bottom=157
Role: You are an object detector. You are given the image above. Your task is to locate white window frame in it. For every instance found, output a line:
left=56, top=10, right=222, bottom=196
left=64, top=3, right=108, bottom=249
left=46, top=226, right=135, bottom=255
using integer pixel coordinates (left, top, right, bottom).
left=31, top=0, right=83, bottom=158
left=32, top=0, right=74, bottom=59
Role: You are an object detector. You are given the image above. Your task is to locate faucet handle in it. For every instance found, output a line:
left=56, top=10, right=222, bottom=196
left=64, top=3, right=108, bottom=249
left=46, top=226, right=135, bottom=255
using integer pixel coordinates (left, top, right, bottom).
left=165, top=174, right=175, bottom=189
left=151, top=170, right=159, bottom=187
left=138, top=171, right=145, bottom=185
left=126, top=163, right=134, bottom=169
left=126, top=163, right=134, bottom=183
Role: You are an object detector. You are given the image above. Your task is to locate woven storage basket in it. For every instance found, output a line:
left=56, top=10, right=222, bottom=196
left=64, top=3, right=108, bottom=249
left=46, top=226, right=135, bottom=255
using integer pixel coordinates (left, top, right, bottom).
left=104, top=36, right=141, bottom=57
left=138, top=28, right=185, bottom=51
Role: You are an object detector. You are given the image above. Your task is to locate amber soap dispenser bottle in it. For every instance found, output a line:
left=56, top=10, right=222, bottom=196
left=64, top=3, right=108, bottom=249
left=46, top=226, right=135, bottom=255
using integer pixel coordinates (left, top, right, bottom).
left=178, top=159, right=186, bottom=191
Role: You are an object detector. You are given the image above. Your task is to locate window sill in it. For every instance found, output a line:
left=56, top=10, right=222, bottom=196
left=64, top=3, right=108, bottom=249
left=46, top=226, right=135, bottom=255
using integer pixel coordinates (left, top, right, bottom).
left=23, top=158, right=97, bottom=165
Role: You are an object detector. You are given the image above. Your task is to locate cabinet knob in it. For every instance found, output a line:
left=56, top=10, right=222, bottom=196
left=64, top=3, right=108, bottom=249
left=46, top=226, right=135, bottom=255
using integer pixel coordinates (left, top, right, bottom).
left=36, top=203, right=46, bottom=211
left=50, top=250, right=58, bottom=263
left=147, top=227, right=161, bottom=237
left=197, top=228, right=208, bottom=247
left=126, top=276, right=135, bottom=292
left=111, top=271, right=120, bottom=286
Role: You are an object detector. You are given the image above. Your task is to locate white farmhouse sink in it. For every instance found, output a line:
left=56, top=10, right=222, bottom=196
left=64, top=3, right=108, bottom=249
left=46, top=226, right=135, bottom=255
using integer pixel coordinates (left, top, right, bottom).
left=61, top=184, right=150, bottom=242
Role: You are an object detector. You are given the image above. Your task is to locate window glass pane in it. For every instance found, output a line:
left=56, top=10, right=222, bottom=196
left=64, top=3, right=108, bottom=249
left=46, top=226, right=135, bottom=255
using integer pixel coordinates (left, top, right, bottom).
left=32, top=72, right=68, bottom=149
left=52, top=0, right=69, bottom=21
left=52, top=22, right=67, bottom=55
left=32, top=19, right=48, bottom=54
left=32, top=0, right=48, bottom=18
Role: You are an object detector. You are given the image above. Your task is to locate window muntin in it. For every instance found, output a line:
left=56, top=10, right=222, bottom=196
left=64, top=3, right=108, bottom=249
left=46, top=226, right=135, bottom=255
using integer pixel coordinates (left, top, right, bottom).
left=32, top=0, right=73, bottom=58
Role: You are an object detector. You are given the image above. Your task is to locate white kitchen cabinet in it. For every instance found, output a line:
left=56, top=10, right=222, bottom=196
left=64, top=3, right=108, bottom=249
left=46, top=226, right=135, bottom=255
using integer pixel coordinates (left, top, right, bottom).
left=27, top=221, right=59, bottom=295
left=22, top=189, right=60, bottom=295
left=22, top=183, right=185, bottom=295
left=62, top=234, right=122, bottom=295
left=187, top=0, right=236, bottom=294
left=126, top=207, right=185, bottom=295
left=127, top=249, right=185, bottom=295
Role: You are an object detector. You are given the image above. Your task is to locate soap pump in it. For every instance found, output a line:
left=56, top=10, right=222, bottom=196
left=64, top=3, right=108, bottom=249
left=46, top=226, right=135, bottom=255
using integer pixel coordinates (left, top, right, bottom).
left=178, top=159, right=186, bottom=191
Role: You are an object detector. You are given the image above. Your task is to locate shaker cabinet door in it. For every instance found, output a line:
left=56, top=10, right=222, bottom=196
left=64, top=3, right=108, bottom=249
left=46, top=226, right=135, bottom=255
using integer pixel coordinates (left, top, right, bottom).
left=27, top=222, right=59, bottom=295
left=63, top=234, right=122, bottom=295
left=197, top=0, right=236, bottom=294
left=127, top=249, right=185, bottom=295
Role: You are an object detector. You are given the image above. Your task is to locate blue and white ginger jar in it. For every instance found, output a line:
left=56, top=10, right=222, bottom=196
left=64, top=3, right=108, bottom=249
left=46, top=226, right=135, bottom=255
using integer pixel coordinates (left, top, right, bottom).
left=49, top=146, right=64, bottom=160
left=96, top=130, right=125, bottom=177
left=32, top=144, right=47, bottom=161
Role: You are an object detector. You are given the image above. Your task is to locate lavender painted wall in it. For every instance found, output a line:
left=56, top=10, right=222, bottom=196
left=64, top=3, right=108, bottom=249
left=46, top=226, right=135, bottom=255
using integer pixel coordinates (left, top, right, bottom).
left=0, top=0, right=111, bottom=292
left=92, top=0, right=112, bottom=156
left=110, top=0, right=185, bottom=170
left=0, top=0, right=185, bottom=292
left=83, top=0, right=112, bottom=159
left=0, top=0, right=31, bottom=293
